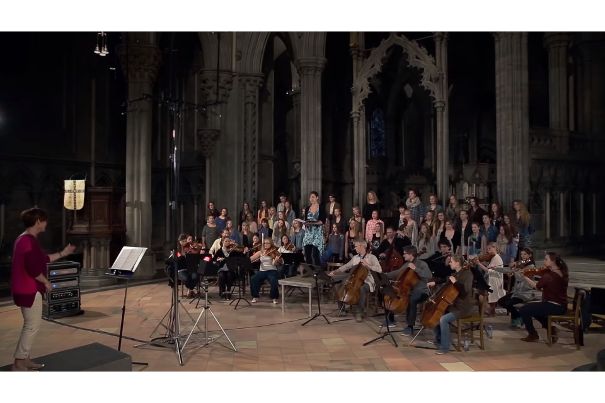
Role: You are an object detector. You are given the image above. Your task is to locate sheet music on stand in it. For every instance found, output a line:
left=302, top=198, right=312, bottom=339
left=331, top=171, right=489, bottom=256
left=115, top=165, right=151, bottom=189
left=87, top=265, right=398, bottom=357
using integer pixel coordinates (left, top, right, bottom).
left=106, top=246, right=148, bottom=278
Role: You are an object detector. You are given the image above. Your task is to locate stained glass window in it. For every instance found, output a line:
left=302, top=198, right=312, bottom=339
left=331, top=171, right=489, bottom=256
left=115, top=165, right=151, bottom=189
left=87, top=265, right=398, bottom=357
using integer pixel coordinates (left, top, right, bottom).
left=370, top=108, right=386, bottom=158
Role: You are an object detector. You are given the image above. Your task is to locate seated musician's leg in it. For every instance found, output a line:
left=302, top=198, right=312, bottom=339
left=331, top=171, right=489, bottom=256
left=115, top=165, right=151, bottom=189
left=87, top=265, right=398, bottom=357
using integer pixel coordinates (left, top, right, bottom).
left=355, top=284, right=370, bottom=322
left=267, top=270, right=280, bottom=301
left=250, top=271, right=268, bottom=301
left=403, top=288, right=428, bottom=334
left=519, top=302, right=542, bottom=341
left=435, top=312, right=457, bottom=354
left=224, top=271, right=234, bottom=298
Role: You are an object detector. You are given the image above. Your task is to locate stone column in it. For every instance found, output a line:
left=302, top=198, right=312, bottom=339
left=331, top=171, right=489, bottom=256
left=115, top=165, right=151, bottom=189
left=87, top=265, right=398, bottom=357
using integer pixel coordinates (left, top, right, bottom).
left=196, top=69, right=234, bottom=216
left=351, top=109, right=367, bottom=209
left=351, top=42, right=366, bottom=208
left=434, top=33, right=449, bottom=206
left=543, top=33, right=571, bottom=152
left=494, top=33, right=530, bottom=209
left=297, top=57, right=326, bottom=205
left=118, top=41, right=162, bottom=249
left=240, top=74, right=264, bottom=208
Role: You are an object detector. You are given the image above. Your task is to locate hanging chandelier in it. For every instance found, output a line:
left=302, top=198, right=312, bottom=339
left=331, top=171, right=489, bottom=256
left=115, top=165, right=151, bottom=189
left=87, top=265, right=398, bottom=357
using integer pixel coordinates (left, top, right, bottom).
left=94, top=32, right=109, bottom=56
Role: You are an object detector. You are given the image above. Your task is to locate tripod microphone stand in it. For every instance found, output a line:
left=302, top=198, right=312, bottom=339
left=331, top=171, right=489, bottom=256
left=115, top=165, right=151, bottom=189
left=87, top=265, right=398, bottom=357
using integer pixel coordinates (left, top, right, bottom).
left=182, top=280, right=237, bottom=351
left=135, top=262, right=202, bottom=366
left=302, top=268, right=331, bottom=326
left=363, top=285, right=398, bottom=347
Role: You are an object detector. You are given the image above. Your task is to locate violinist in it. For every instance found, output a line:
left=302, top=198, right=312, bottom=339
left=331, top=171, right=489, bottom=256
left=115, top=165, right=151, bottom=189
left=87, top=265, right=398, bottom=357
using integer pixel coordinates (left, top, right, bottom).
left=215, top=238, right=236, bottom=299
left=496, top=248, right=541, bottom=328
left=249, top=238, right=283, bottom=304
left=518, top=252, right=569, bottom=343
left=385, top=246, right=432, bottom=334
left=175, top=233, right=199, bottom=298
left=209, top=229, right=231, bottom=257
left=431, top=255, right=474, bottom=354
left=226, top=219, right=242, bottom=245
left=328, top=240, right=382, bottom=322
left=472, top=242, right=506, bottom=316
left=278, top=234, right=299, bottom=278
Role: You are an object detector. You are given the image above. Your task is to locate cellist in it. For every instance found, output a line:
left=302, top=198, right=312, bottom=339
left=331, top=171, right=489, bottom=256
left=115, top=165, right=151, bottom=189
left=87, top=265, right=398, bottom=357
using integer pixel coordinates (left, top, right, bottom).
left=430, top=255, right=474, bottom=355
left=374, top=226, right=410, bottom=268
left=384, top=246, right=432, bottom=333
left=328, top=240, right=382, bottom=322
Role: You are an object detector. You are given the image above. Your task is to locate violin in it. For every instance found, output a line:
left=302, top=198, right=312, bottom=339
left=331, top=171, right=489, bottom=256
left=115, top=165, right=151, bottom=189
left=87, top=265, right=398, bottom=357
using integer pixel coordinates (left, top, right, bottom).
left=264, top=246, right=283, bottom=264
left=383, top=266, right=419, bottom=313
left=337, top=263, right=369, bottom=305
left=420, top=268, right=464, bottom=328
left=522, top=266, right=550, bottom=278
left=285, top=243, right=296, bottom=252
left=226, top=243, right=245, bottom=254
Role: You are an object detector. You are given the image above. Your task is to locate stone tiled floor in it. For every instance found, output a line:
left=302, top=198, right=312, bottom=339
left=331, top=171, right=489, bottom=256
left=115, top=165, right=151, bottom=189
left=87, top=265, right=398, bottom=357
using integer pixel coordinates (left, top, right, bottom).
left=1, top=281, right=603, bottom=371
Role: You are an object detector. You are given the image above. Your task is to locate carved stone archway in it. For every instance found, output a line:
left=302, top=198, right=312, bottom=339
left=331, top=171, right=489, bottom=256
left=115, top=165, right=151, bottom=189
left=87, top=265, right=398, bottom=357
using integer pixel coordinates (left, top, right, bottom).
left=350, top=33, right=449, bottom=207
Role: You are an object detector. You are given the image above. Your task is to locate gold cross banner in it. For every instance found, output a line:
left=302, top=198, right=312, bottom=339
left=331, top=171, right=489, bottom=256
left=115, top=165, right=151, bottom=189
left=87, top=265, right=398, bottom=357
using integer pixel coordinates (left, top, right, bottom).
left=64, top=179, right=86, bottom=210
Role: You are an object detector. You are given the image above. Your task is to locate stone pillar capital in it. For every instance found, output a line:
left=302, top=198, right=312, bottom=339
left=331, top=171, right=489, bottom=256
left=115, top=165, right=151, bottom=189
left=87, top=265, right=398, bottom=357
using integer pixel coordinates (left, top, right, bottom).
left=433, top=100, right=446, bottom=111
left=297, top=57, right=327, bottom=76
left=543, top=32, right=572, bottom=49
left=240, top=74, right=264, bottom=104
left=433, top=32, right=449, bottom=44
left=198, top=69, right=234, bottom=105
left=117, top=44, right=162, bottom=84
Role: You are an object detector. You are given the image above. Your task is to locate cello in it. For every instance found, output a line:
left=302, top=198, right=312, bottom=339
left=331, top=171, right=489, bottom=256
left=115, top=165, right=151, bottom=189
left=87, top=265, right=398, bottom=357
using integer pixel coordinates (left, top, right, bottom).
left=383, top=266, right=419, bottom=313
left=337, top=263, right=369, bottom=305
left=420, top=270, right=463, bottom=329
left=380, top=244, right=404, bottom=273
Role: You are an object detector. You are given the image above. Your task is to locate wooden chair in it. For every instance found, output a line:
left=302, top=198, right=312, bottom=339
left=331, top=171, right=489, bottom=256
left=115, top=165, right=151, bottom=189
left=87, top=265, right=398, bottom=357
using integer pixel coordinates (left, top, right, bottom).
left=547, top=288, right=586, bottom=349
left=451, top=292, right=486, bottom=351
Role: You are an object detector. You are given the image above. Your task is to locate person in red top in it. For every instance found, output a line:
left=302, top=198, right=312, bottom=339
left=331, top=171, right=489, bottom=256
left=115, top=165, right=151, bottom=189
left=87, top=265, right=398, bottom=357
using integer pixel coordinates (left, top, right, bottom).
left=10, top=207, right=75, bottom=371
left=518, top=251, right=569, bottom=343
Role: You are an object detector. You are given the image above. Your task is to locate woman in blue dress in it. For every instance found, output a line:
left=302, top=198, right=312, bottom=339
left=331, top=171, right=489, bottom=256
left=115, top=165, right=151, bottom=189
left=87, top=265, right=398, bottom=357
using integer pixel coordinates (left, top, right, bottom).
left=302, top=191, right=326, bottom=266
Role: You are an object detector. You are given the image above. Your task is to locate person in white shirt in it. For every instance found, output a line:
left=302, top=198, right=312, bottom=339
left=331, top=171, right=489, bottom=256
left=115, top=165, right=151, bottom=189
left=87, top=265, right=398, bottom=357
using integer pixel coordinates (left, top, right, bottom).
left=328, top=240, right=382, bottom=322
left=474, top=242, right=506, bottom=316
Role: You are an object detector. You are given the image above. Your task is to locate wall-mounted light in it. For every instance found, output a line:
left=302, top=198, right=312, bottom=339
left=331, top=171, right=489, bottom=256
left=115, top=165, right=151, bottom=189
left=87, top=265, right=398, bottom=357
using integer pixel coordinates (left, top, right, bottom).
left=94, top=32, right=109, bottom=57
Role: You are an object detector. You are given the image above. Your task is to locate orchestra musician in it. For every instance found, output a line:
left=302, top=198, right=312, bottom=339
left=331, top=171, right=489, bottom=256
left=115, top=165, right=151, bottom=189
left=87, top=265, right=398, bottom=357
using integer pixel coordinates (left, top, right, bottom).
left=176, top=233, right=199, bottom=298
left=249, top=238, right=283, bottom=304
left=374, top=225, right=410, bottom=262
left=472, top=242, right=506, bottom=316
left=385, top=246, right=432, bottom=334
left=518, top=252, right=569, bottom=343
left=424, top=240, right=454, bottom=286
left=328, top=240, right=382, bottom=322
left=496, top=247, right=541, bottom=328
left=215, top=238, right=236, bottom=299
left=278, top=234, right=299, bottom=278
left=431, top=255, right=474, bottom=354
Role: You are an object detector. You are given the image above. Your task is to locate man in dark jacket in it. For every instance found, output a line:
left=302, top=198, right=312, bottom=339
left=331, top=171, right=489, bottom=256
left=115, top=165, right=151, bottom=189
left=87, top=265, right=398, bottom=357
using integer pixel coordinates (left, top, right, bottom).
left=384, top=245, right=432, bottom=333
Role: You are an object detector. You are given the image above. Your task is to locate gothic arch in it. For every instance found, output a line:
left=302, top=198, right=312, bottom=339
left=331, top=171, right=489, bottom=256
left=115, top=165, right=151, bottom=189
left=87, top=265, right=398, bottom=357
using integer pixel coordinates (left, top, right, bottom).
left=352, top=33, right=443, bottom=114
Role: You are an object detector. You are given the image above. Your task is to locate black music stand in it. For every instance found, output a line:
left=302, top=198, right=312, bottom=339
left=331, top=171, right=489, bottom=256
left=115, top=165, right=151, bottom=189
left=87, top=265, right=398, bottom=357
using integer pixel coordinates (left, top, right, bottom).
left=363, top=283, right=398, bottom=347
left=228, top=254, right=252, bottom=310
left=302, top=265, right=331, bottom=326
left=104, top=246, right=148, bottom=367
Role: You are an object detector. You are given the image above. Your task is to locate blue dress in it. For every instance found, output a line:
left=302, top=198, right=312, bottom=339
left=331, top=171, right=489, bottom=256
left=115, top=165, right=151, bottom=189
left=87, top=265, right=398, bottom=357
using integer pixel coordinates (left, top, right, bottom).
left=302, top=208, right=324, bottom=254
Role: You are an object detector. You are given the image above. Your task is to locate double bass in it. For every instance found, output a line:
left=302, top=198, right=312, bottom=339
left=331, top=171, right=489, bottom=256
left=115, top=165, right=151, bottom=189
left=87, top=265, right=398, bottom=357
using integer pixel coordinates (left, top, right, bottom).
left=420, top=270, right=463, bottom=328
left=383, top=266, right=419, bottom=313
left=337, top=263, right=369, bottom=305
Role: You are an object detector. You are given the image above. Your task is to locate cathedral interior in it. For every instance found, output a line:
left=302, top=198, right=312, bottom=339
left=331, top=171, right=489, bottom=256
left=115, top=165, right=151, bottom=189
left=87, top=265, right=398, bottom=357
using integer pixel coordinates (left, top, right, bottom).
left=1, top=32, right=604, bottom=281
left=1, top=32, right=605, bottom=379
